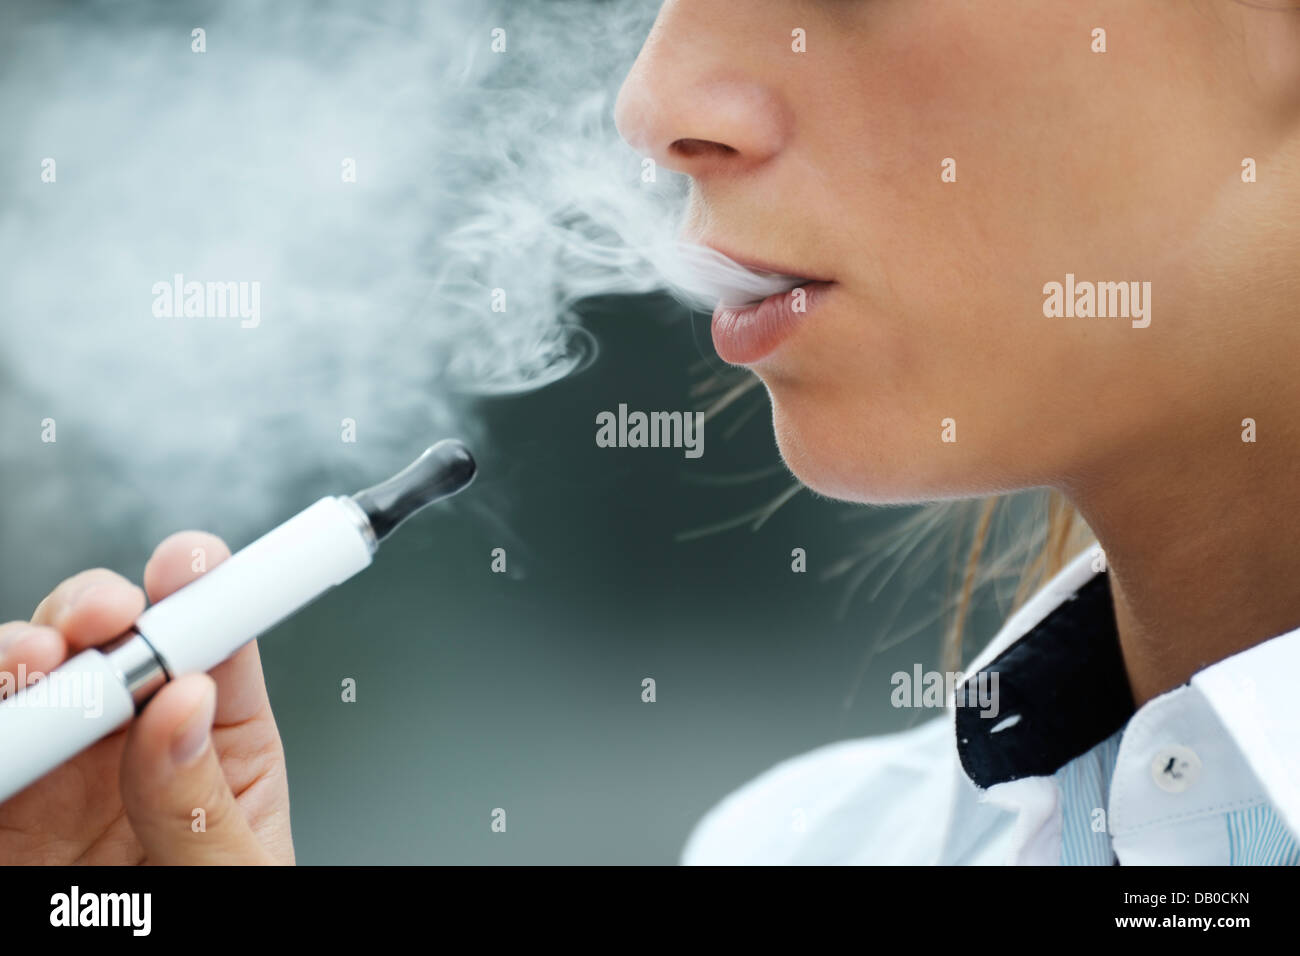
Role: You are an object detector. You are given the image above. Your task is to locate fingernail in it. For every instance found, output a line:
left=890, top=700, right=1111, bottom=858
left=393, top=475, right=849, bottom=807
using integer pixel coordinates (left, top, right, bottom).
left=170, top=682, right=216, bottom=766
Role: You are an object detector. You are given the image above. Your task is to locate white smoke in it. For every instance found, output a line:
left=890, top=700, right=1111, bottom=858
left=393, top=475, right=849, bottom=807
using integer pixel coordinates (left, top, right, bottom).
left=661, top=244, right=805, bottom=310
left=0, top=0, right=685, bottom=578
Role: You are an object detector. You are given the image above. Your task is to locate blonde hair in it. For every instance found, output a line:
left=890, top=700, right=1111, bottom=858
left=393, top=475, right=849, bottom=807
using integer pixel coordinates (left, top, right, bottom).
left=942, top=492, right=1093, bottom=672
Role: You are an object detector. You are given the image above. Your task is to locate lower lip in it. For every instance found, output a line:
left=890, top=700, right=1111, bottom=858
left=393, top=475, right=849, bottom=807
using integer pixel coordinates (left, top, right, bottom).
left=711, top=282, right=832, bottom=365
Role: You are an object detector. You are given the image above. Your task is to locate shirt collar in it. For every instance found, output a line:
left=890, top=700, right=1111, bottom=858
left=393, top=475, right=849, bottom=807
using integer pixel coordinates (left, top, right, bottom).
left=952, top=547, right=1300, bottom=835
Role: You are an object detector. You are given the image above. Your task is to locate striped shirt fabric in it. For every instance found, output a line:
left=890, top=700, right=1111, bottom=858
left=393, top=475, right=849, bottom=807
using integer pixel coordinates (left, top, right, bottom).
left=1058, top=728, right=1300, bottom=865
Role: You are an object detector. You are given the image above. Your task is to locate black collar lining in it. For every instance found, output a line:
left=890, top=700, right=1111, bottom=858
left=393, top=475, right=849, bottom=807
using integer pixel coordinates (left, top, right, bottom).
left=955, top=573, right=1135, bottom=788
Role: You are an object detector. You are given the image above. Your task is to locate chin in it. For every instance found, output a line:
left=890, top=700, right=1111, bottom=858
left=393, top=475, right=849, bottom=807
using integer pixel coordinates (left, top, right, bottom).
left=768, top=387, right=971, bottom=507
left=771, top=392, right=881, bottom=503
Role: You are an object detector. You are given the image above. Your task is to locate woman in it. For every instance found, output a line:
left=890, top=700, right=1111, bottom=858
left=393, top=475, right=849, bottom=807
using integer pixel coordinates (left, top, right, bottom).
left=611, top=0, right=1300, bottom=864
left=2, top=0, right=1298, bottom=865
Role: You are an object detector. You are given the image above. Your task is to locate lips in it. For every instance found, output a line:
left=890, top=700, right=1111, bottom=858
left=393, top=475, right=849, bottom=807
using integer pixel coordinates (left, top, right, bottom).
left=711, top=280, right=832, bottom=364
left=664, top=240, right=833, bottom=363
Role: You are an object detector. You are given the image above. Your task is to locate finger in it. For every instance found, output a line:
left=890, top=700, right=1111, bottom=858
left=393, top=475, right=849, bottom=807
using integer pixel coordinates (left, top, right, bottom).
left=142, top=531, right=231, bottom=603
left=0, top=623, right=66, bottom=699
left=142, top=531, right=269, bottom=725
left=207, top=643, right=273, bottom=727
left=31, top=569, right=145, bottom=650
left=119, top=674, right=277, bottom=865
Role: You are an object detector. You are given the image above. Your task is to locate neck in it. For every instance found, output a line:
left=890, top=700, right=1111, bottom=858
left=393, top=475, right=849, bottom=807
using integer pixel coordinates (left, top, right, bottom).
left=1065, top=419, right=1300, bottom=706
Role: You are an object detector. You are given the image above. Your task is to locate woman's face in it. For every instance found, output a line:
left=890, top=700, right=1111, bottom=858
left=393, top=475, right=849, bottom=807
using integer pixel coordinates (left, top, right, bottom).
left=616, top=0, right=1300, bottom=504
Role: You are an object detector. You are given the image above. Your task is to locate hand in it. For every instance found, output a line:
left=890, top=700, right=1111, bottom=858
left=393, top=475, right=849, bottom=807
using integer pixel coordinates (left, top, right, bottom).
left=0, top=532, right=294, bottom=864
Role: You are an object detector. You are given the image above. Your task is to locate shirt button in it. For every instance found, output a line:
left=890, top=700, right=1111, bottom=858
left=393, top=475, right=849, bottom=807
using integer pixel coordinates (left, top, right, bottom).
left=1150, top=745, right=1202, bottom=793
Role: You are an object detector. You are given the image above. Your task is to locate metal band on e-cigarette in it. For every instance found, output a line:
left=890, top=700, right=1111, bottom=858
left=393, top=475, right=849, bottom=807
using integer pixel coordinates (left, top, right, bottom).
left=102, top=629, right=171, bottom=710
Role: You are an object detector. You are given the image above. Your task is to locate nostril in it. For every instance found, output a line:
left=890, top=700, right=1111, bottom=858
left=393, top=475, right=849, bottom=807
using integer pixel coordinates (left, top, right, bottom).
left=670, top=138, right=739, bottom=160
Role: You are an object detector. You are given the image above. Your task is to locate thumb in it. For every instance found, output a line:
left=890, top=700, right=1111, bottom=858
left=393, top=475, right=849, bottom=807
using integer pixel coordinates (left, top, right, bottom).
left=120, top=674, right=276, bottom=864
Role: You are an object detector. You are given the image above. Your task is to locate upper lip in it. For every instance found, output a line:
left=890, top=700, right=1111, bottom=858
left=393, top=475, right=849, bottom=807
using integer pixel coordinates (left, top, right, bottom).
left=693, top=239, right=835, bottom=286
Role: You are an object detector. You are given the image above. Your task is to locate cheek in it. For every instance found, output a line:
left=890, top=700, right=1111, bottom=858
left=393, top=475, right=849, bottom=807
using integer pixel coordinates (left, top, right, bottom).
left=759, top=2, right=1236, bottom=503
left=792, top=9, right=1081, bottom=385
left=815, top=2, right=1182, bottom=293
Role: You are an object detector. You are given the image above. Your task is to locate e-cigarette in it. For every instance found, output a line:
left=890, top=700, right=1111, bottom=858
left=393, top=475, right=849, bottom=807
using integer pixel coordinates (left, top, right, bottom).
left=0, top=440, right=476, bottom=803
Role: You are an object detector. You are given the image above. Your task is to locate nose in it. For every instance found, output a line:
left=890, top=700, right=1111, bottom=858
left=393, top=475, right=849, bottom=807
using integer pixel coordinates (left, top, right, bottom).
left=614, top=5, right=790, bottom=178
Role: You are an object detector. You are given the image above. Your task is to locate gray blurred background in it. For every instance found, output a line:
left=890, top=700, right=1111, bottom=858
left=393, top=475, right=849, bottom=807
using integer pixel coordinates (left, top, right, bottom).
left=0, top=0, right=986, bottom=864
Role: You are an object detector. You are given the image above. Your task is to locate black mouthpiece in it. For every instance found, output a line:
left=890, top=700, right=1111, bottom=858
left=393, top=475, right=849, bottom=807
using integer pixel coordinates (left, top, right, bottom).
left=351, top=439, right=477, bottom=542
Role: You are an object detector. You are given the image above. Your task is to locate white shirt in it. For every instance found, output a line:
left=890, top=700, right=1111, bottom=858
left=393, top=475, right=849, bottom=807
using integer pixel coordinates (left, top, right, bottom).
left=682, top=547, right=1300, bottom=864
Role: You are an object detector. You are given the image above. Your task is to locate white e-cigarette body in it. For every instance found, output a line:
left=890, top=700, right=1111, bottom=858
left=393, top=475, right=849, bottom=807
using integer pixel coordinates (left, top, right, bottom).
left=137, top=496, right=375, bottom=678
